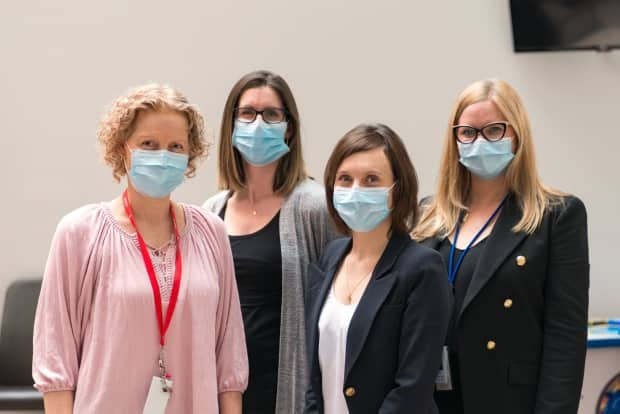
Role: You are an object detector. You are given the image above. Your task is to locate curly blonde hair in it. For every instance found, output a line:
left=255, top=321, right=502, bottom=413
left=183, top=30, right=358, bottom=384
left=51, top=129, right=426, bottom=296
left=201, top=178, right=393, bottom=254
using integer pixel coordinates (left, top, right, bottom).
left=98, top=84, right=208, bottom=181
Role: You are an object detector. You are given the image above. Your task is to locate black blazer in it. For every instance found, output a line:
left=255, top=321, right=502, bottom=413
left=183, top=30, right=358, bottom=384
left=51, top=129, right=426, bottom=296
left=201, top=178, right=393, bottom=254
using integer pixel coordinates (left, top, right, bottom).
left=422, top=194, right=589, bottom=414
left=304, top=232, right=452, bottom=414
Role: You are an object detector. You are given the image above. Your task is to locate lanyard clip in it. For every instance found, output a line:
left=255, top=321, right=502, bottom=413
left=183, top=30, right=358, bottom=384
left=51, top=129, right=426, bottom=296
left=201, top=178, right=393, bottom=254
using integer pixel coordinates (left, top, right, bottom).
left=158, top=347, right=172, bottom=393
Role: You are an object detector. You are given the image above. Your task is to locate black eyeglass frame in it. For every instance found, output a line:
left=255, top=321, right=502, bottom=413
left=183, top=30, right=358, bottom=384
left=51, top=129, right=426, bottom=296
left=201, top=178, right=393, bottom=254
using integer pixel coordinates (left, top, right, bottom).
left=233, top=107, right=289, bottom=124
left=452, top=121, right=510, bottom=144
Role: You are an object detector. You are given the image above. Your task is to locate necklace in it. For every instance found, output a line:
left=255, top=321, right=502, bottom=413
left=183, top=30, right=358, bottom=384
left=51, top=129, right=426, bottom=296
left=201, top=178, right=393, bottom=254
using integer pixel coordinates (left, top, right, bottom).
left=247, top=194, right=267, bottom=216
left=247, top=198, right=258, bottom=216
left=345, top=271, right=372, bottom=304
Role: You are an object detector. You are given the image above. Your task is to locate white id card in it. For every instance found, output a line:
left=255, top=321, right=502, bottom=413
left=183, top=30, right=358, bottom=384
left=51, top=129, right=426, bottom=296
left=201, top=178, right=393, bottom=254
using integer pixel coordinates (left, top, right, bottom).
left=435, top=346, right=453, bottom=391
left=143, top=376, right=172, bottom=414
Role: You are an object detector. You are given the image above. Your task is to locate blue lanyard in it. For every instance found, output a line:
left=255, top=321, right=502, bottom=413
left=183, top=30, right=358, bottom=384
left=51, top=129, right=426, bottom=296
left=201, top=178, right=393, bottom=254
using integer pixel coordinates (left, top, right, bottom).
left=448, top=196, right=508, bottom=285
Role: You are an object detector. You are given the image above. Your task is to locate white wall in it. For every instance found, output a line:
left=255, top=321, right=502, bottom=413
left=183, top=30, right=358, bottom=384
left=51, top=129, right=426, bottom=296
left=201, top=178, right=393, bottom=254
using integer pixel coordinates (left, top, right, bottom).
left=1, top=0, right=618, bottom=323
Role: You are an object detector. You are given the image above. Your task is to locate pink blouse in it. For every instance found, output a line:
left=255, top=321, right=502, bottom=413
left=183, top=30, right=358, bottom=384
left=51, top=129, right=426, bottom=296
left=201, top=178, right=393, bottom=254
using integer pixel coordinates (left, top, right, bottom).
left=33, top=203, right=248, bottom=413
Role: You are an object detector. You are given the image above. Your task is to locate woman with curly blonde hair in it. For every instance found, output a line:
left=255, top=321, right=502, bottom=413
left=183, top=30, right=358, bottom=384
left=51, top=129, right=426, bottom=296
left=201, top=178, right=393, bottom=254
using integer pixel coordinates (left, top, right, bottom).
left=33, top=84, right=248, bottom=413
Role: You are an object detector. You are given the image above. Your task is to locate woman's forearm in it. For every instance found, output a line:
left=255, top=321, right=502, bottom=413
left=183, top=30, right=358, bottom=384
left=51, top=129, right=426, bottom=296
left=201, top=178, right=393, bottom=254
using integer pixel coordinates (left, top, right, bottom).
left=219, top=391, right=242, bottom=414
left=43, top=390, right=74, bottom=414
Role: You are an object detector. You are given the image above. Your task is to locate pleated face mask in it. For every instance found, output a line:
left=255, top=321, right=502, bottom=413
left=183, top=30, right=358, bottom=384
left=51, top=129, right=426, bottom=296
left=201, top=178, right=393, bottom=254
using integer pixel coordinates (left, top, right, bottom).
left=457, top=137, right=514, bottom=180
left=333, top=184, right=395, bottom=232
left=128, top=149, right=188, bottom=198
left=232, top=119, right=289, bottom=166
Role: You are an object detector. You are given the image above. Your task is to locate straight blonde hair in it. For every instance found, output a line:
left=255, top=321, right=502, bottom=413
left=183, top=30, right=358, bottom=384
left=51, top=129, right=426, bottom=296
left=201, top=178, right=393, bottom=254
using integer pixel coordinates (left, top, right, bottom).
left=413, top=79, right=563, bottom=241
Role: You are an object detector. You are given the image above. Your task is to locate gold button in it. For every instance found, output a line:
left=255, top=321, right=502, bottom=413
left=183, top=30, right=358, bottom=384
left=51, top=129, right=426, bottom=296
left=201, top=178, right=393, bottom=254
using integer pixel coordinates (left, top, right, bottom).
left=344, top=387, right=356, bottom=397
left=486, top=340, right=496, bottom=350
left=504, top=299, right=513, bottom=309
left=516, top=255, right=527, bottom=266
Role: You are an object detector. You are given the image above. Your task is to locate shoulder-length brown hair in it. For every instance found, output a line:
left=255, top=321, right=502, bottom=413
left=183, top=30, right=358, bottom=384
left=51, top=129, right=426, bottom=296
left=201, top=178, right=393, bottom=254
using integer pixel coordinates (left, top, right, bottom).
left=413, top=79, right=563, bottom=241
left=324, top=123, right=419, bottom=235
left=217, top=70, right=307, bottom=195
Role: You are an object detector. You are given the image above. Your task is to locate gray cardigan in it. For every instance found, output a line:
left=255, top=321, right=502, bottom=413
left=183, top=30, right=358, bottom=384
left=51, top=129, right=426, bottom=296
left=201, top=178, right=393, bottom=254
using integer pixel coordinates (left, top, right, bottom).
left=203, top=178, right=339, bottom=414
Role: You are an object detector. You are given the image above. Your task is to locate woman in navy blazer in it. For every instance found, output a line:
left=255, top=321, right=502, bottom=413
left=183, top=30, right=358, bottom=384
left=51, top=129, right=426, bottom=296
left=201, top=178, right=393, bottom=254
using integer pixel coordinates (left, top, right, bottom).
left=305, top=124, right=452, bottom=414
left=413, top=79, right=589, bottom=414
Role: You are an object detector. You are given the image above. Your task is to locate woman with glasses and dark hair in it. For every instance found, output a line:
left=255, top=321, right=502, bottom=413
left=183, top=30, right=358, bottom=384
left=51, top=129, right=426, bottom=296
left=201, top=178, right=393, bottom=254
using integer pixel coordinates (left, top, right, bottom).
left=304, top=123, right=451, bottom=414
left=203, top=70, right=338, bottom=414
left=413, top=79, right=589, bottom=414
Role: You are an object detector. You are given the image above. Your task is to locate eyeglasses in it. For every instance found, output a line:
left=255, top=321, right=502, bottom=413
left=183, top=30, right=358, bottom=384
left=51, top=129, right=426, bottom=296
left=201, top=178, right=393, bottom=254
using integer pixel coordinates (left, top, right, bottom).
left=452, top=122, right=510, bottom=144
left=234, top=107, right=288, bottom=124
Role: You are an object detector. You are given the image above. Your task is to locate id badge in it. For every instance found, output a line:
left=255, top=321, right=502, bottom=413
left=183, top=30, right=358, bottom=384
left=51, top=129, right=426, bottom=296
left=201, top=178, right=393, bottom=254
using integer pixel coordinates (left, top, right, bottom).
left=435, top=346, right=453, bottom=391
left=143, top=376, right=173, bottom=414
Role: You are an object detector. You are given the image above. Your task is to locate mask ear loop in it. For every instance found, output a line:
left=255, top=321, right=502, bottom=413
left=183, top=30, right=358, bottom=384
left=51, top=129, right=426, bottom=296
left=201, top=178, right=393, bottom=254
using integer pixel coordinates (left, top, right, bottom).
left=277, top=119, right=291, bottom=145
left=386, top=181, right=397, bottom=211
left=123, top=144, right=133, bottom=177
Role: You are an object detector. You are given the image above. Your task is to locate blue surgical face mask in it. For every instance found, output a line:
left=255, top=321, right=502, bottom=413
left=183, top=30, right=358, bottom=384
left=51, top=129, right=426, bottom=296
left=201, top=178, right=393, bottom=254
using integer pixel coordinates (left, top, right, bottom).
left=333, top=184, right=394, bottom=233
left=232, top=119, right=290, bottom=166
left=128, top=149, right=188, bottom=198
left=457, top=137, right=515, bottom=180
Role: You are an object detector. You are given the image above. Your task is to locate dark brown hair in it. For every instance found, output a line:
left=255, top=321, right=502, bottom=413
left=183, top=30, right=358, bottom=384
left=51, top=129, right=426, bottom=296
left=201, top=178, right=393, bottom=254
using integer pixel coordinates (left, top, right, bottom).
left=217, top=70, right=307, bottom=195
left=324, top=123, right=419, bottom=235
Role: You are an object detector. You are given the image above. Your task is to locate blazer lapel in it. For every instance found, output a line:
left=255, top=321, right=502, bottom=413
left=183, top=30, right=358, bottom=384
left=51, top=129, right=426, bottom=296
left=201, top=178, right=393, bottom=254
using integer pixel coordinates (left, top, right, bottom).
left=457, top=194, right=527, bottom=323
left=344, top=233, right=409, bottom=379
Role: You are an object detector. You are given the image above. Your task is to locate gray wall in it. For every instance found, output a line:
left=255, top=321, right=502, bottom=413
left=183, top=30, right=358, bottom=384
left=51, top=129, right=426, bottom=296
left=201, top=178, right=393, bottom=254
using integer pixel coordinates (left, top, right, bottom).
left=1, top=0, right=618, bottom=325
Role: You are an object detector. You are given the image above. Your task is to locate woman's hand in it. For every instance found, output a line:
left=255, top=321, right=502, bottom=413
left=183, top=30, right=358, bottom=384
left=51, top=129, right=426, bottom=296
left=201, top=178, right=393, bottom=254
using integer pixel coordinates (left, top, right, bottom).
left=219, top=391, right=242, bottom=414
left=43, top=390, right=74, bottom=414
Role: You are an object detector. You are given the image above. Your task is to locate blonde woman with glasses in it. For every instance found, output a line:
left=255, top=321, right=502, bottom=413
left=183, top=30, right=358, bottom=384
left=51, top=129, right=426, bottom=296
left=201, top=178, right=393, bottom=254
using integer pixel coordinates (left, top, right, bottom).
left=413, top=79, right=589, bottom=414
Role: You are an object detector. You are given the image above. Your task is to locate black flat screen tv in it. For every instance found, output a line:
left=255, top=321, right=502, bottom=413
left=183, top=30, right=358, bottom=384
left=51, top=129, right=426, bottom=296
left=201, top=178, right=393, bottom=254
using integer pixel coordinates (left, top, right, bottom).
left=510, top=0, right=620, bottom=52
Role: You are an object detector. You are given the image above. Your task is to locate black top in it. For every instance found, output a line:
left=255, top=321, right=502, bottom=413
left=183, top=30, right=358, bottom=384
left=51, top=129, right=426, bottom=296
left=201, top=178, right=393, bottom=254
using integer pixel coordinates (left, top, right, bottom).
left=221, top=206, right=282, bottom=414
left=435, top=236, right=488, bottom=414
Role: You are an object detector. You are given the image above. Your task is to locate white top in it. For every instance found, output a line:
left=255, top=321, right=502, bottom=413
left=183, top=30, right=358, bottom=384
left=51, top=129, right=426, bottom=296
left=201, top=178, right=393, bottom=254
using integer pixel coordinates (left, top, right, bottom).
left=318, top=287, right=359, bottom=414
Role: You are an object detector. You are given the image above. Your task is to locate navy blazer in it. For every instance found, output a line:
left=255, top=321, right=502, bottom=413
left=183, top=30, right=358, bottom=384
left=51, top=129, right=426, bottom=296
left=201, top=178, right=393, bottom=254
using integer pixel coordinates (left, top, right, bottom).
left=304, top=232, right=452, bottom=414
left=423, top=194, right=589, bottom=414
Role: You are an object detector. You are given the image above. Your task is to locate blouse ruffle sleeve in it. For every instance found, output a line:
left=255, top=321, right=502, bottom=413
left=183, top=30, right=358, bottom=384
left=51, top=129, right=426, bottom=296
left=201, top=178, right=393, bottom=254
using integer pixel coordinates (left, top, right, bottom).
left=32, top=206, right=101, bottom=393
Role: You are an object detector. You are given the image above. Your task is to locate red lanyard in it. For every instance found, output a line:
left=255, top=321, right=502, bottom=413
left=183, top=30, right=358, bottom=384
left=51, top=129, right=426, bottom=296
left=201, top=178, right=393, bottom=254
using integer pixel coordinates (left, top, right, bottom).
left=122, top=189, right=182, bottom=347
